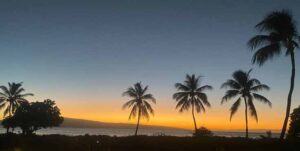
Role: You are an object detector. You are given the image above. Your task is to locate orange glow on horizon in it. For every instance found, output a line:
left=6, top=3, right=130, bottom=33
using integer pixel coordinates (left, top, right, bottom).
left=57, top=97, right=284, bottom=131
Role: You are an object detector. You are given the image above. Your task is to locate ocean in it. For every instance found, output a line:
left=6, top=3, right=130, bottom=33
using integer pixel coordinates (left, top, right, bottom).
left=0, top=127, right=280, bottom=138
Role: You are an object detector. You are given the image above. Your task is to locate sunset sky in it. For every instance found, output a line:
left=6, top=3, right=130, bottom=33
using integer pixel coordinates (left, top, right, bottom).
left=0, top=0, right=300, bottom=131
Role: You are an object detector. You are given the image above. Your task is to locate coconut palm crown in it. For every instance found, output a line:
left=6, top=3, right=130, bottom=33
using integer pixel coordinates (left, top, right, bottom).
left=248, top=9, right=300, bottom=139
left=173, top=74, right=213, bottom=133
left=221, top=70, right=271, bottom=138
left=122, top=82, right=156, bottom=136
left=0, top=82, right=34, bottom=117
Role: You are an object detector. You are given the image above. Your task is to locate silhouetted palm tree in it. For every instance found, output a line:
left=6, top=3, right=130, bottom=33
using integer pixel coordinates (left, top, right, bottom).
left=248, top=10, right=300, bottom=139
left=122, top=82, right=156, bottom=136
left=173, top=74, right=213, bottom=133
left=0, top=82, right=34, bottom=117
left=0, top=82, right=34, bottom=133
left=221, top=70, right=271, bottom=138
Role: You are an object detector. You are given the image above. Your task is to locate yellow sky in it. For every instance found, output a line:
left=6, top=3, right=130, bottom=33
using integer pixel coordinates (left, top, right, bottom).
left=58, top=96, right=284, bottom=131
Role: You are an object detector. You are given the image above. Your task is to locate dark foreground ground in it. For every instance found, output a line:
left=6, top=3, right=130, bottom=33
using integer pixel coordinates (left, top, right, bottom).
left=0, top=134, right=299, bottom=151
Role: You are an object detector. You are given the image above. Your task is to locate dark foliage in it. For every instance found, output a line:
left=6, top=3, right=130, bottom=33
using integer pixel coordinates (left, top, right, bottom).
left=0, top=82, right=33, bottom=117
left=193, top=127, right=213, bottom=137
left=0, top=135, right=299, bottom=151
left=1, top=99, right=64, bottom=135
left=287, top=106, right=300, bottom=140
left=248, top=9, right=300, bottom=139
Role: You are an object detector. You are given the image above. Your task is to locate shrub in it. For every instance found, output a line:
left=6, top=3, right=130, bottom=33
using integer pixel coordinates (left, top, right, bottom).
left=287, top=106, right=300, bottom=140
left=193, top=127, right=213, bottom=137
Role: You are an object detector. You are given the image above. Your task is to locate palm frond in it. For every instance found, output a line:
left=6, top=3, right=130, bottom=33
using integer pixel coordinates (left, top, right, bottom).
left=15, top=88, right=25, bottom=95
left=3, top=107, right=10, bottom=117
left=247, top=96, right=258, bottom=122
left=0, top=86, right=10, bottom=96
left=250, top=84, right=270, bottom=92
left=142, top=94, right=156, bottom=103
left=255, top=10, right=295, bottom=34
left=122, top=87, right=137, bottom=98
left=140, top=107, right=150, bottom=120
left=230, top=97, right=241, bottom=121
left=134, top=82, right=143, bottom=95
left=221, top=90, right=240, bottom=104
left=174, top=83, right=189, bottom=91
left=248, top=35, right=273, bottom=49
left=233, top=70, right=248, bottom=86
left=197, top=93, right=211, bottom=107
left=252, top=43, right=281, bottom=66
left=0, top=102, right=6, bottom=110
left=144, top=101, right=154, bottom=116
left=122, top=99, right=136, bottom=109
left=196, top=85, right=213, bottom=92
left=248, top=78, right=261, bottom=87
left=195, top=100, right=205, bottom=113
left=252, top=93, right=272, bottom=107
left=221, top=79, right=241, bottom=89
left=178, top=99, right=190, bottom=113
left=141, top=85, right=148, bottom=95
left=173, top=92, right=187, bottom=101
left=175, top=96, right=189, bottom=109
left=0, top=92, right=8, bottom=98
left=128, top=105, right=138, bottom=120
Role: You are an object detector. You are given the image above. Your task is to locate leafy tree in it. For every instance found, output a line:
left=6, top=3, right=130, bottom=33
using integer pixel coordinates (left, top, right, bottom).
left=221, top=70, right=271, bottom=138
left=122, top=82, right=156, bottom=136
left=173, top=74, right=213, bottom=133
left=248, top=10, right=300, bottom=139
left=287, top=106, right=300, bottom=140
left=1, top=99, right=64, bottom=135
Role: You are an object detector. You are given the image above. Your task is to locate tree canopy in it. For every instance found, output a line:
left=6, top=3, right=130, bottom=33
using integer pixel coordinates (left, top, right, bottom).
left=2, top=99, right=64, bottom=135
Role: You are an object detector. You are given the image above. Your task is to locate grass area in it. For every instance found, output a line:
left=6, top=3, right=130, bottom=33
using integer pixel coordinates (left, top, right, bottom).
left=0, top=134, right=299, bottom=151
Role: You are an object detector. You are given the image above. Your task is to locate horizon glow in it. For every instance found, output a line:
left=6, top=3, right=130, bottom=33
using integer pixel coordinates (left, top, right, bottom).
left=0, top=0, right=300, bottom=131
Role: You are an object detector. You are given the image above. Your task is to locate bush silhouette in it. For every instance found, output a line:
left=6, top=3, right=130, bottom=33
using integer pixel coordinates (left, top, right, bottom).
left=287, top=106, right=300, bottom=140
left=193, top=127, right=213, bottom=137
left=1, top=99, right=64, bottom=135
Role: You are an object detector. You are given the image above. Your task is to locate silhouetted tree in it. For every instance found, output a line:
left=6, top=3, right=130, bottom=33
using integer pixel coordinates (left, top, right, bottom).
left=248, top=10, right=300, bottom=139
left=193, top=126, right=213, bottom=137
left=1, top=99, right=64, bottom=135
left=287, top=106, right=300, bottom=140
left=0, top=82, right=33, bottom=132
left=173, top=74, right=213, bottom=133
left=221, top=70, right=271, bottom=138
left=122, top=82, right=156, bottom=136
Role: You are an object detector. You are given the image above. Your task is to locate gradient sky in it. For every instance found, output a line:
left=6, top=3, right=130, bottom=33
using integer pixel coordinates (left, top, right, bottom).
left=0, top=0, right=300, bottom=131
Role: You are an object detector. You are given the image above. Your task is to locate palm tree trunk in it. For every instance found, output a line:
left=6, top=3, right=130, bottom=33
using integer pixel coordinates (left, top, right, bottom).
left=134, top=109, right=141, bottom=136
left=244, top=97, right=249, bottom=139
left=280, top=50, right=296, bottom=140
left=6, top=107, right=12, bottom=133
left=192, top=102, right=197, bottom=133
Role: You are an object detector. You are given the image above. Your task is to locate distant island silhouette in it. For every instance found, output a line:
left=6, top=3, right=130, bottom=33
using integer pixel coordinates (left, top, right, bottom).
left=44, top=117, right=188, bottom=130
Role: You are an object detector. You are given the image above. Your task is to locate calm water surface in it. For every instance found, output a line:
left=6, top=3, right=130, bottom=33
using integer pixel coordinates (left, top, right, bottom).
left=0, top=127, right=280, bottom=138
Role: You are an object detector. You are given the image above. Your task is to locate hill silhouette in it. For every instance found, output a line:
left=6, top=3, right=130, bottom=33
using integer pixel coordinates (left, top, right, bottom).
left=59, top=117, right=186, bottom=130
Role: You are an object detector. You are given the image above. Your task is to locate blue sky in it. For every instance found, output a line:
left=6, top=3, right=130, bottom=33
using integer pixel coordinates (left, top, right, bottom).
left=0, top=0, right=299, bottom=129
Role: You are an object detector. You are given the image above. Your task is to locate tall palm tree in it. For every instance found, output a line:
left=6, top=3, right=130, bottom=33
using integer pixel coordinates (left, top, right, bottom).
left=173, top=74, right=213, bottom=133
left=248, top=10, right=299, bottom=139
left=122, top=82, right=156, bottom=136
left=221, top=70, right=271, bottom=138
left=0, top=82, right=34, bottom=117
